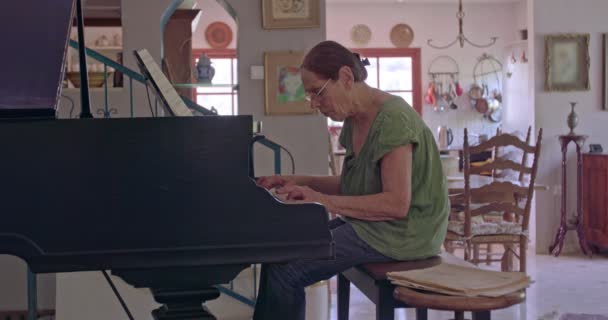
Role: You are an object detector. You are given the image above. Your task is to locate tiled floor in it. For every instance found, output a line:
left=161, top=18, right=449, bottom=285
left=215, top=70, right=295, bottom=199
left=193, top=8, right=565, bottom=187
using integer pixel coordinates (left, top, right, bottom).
left=207, top=252, right=608, bottom=320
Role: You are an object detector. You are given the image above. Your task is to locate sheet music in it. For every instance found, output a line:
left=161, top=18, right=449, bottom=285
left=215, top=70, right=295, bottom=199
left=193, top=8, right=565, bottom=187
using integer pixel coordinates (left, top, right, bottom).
left=134, top=49, right=193, bottom=117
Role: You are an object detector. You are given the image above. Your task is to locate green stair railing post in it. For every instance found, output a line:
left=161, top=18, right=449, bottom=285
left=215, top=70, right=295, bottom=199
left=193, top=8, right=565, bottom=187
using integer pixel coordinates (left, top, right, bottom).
left=68, top=40, right=216, bottom=117
left=257, top=138, right=282, bottom=175
left=129, top=78, right=134, bottom=117
left=104, top=64, right=108, bottom=114
left=27, top=267, right=37, bottom=320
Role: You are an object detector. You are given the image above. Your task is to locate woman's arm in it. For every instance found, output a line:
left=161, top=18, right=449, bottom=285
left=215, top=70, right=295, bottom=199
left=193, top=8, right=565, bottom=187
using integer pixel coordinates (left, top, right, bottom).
left=292, top=175, right=341, bottom=195
left=257, top=175, right=341, bottom=195
left=278, top=144, right=412, bottom=221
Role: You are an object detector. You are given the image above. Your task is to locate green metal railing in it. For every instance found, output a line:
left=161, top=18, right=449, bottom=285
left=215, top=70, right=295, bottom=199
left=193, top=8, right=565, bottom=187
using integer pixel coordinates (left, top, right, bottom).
left=68, top=39, right=215, bottom=118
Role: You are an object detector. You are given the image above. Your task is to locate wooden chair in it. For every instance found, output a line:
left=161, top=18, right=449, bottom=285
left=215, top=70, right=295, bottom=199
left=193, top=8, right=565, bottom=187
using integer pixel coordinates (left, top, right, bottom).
left=444, top=127, right=542, bottom=272
left=477, top=127, right=533, bottom=266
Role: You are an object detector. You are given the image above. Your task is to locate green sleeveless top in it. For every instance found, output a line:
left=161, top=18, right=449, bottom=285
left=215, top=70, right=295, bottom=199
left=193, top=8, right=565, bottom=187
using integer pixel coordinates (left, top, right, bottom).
left=338, top=96, right=449, bottom=260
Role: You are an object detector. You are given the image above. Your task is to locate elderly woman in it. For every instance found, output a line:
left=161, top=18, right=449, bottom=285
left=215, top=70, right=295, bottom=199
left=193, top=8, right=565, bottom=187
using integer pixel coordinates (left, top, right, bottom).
left=253, top=40, right=449, bottom=320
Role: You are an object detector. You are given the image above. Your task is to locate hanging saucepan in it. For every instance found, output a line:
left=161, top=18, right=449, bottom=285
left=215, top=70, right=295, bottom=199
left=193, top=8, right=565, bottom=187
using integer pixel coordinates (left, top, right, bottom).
left=474, top=97, right=489, bottom=114
left=448, top=80, right=458, bottom=109
left=489, top=106, right=502, bottom=122
left=434, top=80, right=450, bottom=113
left=487, top=97, right=500, bottom=111
left=425, top=81, right=436, bottom=105
left=468, top=84, right=483, bottom=100
left=486, top=91, right=502, bottom=122
left=468, top=84, right=486, bottom=114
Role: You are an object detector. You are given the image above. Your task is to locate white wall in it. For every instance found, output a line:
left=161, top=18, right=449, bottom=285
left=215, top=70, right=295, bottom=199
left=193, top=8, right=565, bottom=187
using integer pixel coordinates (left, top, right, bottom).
left=326, top=2, right=522, bottom=146
left=233, top=1, right=328, bottom=177
left=502, top=41, right=531, bottom=134
left=192, top=0, right=237, bottom=49
left=514, top=0, right=527, bottom=36
left=533, top=0, right=608, bottom=254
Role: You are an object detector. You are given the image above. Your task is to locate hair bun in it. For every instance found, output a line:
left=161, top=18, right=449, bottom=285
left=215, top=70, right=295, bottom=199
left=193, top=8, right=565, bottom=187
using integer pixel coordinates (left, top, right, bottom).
left=353, top=52, right=371, bottom=66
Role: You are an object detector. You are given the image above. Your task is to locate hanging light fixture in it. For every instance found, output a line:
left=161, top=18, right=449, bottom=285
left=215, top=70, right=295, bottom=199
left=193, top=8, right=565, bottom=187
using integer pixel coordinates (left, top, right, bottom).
left=427, top=0, right=498, bottom=49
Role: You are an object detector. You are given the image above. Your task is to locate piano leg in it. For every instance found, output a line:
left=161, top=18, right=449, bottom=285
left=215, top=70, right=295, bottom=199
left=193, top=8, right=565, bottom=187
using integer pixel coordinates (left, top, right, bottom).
left=114, top=265, right=249, bottom=319
left=152, top=287, right=220, bottom=320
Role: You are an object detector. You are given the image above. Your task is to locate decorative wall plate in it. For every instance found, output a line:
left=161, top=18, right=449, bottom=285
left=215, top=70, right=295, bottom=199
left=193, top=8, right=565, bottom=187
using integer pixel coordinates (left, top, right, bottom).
left=390, top=23, right=414, bottom=48
left=205, top=21, right=233, bottom=49
left=351, top=24, right=371, bottom=46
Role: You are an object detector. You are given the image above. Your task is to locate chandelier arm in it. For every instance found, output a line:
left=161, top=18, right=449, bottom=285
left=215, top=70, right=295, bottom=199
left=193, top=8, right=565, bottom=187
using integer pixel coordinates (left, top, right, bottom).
left=458, top=0, right=464, bottom=35
left=427, top=38, right=460, bottom=50
left=426, top=0, right=497, bottom=50
left=463, top=35, right=498, bottom=49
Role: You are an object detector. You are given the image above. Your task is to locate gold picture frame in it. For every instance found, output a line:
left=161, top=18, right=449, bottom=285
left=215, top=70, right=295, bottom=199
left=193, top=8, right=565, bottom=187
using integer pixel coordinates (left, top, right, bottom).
left=264, top=51, right=314, bottom=116
left=545, top=33, right=590, bottom=91
left=262, top=0, right=320, bottom=29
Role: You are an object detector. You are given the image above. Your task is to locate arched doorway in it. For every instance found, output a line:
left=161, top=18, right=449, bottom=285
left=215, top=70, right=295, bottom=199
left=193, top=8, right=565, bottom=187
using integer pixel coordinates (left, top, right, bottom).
left=162, top=0, right=238, bottom=115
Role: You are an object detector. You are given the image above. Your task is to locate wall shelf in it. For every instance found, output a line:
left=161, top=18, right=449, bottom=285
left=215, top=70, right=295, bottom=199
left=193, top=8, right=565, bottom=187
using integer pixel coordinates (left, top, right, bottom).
left=173, top=83, right=238, bottom=90
left=504, top=40, right=527, bottom=48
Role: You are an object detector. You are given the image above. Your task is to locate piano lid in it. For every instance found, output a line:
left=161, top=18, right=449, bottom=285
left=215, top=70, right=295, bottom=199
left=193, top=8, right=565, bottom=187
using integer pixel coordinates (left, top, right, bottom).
left=0, top=0, right=74, bottom=113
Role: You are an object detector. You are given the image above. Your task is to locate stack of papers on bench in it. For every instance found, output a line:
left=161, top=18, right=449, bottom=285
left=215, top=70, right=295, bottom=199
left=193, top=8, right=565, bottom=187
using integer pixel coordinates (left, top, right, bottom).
left=387, top=263, right=531, bottom=298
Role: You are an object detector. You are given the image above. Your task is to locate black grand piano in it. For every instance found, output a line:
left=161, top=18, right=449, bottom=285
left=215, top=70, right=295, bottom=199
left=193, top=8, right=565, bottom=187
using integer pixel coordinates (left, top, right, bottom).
left=0, top=1, right=333, bottom=319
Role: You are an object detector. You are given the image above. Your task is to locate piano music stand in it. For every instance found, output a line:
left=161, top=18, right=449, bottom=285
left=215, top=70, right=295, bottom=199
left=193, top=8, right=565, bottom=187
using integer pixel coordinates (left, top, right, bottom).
left=133, top=49, right=194, bottom=117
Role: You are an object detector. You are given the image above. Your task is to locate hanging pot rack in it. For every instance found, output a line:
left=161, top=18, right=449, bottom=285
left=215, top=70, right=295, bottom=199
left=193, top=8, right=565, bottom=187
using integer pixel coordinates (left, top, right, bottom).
left=428, top=55, right=460, bottom=77
left=426, top=55, right=462, bottom=113
left=473, top=53, right=503, bottom=86
left=472, top=53, right=504, bottom=123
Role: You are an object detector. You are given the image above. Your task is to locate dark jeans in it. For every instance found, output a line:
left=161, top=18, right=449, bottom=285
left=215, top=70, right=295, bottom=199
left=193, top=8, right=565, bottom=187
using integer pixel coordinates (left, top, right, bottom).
left=252, top=218, right=394, bottom=320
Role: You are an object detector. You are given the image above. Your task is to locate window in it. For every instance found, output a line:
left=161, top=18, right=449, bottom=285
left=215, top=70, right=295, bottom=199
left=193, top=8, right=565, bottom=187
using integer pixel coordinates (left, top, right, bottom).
left=192, top=49, right=237, bottom=115
left=354, top=48, right=422, bottom=114
left=327, top=48, right=421, bottom=127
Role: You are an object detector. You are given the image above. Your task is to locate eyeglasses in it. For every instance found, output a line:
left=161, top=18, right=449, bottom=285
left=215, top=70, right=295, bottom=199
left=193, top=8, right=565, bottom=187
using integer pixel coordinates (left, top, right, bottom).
left=304, top=79, right=330, bottom=102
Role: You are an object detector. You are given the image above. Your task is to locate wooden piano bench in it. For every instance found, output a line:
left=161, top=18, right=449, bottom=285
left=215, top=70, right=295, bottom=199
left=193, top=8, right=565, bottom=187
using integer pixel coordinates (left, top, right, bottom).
left=393, top=286, right=525, bottom=320
left=337, top=255, right=442, bottom=320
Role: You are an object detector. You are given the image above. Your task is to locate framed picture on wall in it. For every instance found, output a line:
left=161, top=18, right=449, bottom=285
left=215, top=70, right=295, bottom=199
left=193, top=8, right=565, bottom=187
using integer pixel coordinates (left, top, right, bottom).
left=262, top=0, right=320, bottom=29
left=264, top=51, right=315, bottom=115
left=544, top=33, right=590, bottom=91
left=603, top=34, right=608, bottom=110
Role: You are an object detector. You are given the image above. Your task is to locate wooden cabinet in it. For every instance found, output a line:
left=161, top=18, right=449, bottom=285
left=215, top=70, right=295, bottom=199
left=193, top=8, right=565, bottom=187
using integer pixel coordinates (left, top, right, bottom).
left=163, top=9, right=201, bottom=100
left=582, top=153, right=608, bottom=251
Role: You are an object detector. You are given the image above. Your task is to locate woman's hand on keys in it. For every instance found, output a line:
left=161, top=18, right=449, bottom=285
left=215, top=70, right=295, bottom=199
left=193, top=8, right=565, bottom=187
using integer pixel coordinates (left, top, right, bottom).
left=255, top=175, right=296, bottom=190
